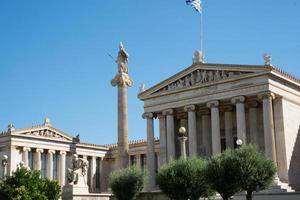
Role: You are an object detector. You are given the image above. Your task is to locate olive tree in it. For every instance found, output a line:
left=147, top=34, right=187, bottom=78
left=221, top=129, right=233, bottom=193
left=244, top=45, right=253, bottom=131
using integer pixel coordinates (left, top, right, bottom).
left=206, top=149, right=242, bottom=200
left=156, top=158, right=214, bottom=200
left=109, top=167, right=146, bottom=200
left=0, top=166, right=61, bottom=200
left=235, top=145, right=277, bottom=200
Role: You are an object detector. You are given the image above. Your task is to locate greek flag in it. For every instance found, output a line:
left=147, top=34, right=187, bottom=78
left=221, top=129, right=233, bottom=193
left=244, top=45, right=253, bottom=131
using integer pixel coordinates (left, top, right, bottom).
left=186, top=0, right=202, bottom=13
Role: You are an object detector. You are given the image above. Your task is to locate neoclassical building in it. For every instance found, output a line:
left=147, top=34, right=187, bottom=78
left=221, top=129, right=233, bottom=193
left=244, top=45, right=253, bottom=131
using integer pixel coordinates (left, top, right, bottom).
left=1, top=50, right=300, bottom=198
left=138, top=53, right=300, bottom=191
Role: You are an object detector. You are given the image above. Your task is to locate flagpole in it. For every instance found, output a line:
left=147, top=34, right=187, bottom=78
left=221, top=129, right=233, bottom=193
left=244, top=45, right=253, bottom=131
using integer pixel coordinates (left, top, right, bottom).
left=200, top=4, right=203, bottom=52
left=200, top=10, right=203, bottom=52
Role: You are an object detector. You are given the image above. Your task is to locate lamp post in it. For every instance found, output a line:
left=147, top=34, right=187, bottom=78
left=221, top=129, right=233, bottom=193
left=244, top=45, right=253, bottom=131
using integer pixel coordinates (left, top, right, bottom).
left=178, top=127, right=188, bottom=159
left=236, top=139, right=243, bottom=148
left=2, top=155, right=8, bottom=177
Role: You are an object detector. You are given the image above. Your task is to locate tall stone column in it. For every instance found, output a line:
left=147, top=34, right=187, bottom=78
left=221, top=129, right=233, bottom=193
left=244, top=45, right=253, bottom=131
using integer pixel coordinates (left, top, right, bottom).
left=34, top=148, right=43, bottom=171
left=258, top=92, right=277, bottom=162
left=157, top=114, right=167, bottom=166
left=223, top=106, right=234, bottom=149
left=163, top=109, right=176, bottom=161
left=200, top=109, right=211, bottom=156
left=22, top=147, right=31, bottom=167
left=136, top=154, right=141, bottom=169
left=248, top=101, right=259, bottom=145
left=184, top=105, right=197, bottom=157
left=90, top=156, right=97, bottom=192
left=143, top=112, right=156, bottom=192
left=58, top=151, right=66, bottom=187
left=232, top=96, right=247, bottom=143
left=207, top=101, right=221, bottom=154
left=47, top=150, right=55, bottom=180
left=111, top=42, right=133, bottom=169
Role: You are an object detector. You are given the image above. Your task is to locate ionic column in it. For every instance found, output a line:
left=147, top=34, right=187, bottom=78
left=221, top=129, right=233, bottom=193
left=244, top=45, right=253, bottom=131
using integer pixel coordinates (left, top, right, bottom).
left=232, top=96, right=247, bottom=143
left=90, top=156, right=97, bottom=192
left=22, top=147, right=31, bottom=167
left=207, top=101, right=221, bottom=154
left=157, top=114, right=167, bottom=166
left=223, top=106, right=234, bottom=149
left=200, top=109, right=211, bottom=156
left=58, top=151, right=66, bottom=187
left=143, top=112, right=156, bottom=192
left=47, top=150, right=55, bottom=180
left=258, top=92, right=277, bottom=162
left=163, top=109, right=175, bottom=161
left=184, top=105, right=197, bottom=157
left=248, top=101, right=259, bottom=145
left=136, top=154, right=141, bottom=169
left=34, top=148, right=43, bottom=171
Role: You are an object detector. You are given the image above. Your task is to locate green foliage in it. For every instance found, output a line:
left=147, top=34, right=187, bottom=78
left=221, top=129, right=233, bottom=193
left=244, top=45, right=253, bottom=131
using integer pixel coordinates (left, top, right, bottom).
left=109, top=167, right=145, bottom=200
left=0, top=166, right=61, bottom=200
left=235, top=145, right=277, bottom=200
left=156, top=158, right=214, bottom=200
left=206, top=149, right=242, bottom=200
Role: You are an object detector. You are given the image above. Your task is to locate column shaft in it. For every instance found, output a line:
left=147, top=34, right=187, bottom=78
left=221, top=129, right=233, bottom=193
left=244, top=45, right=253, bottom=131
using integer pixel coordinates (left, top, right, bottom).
left=232, top=96, right=246, bottom=143
left=34, top=149, right=43, bottom=171
left=248, top=101, right=259, bottom=145
left=47, top=150, right=55, bottom=180
left=201, top=113, right=211, bottom=156
left=260, top=93, right=277, bottom=162
left=207, top=101, right=221, bottom=154
left=143, top=113, right=156, bottom=191
left=158, top=114, right=167, bottom=166
left=90, top=156, right=97, bottom=192
left=224, top=110, right=234, bottom=149
left=163, top=109, right=175, bottom=161
left=185, top=105, right=197, bottom=157
left=22, top=147, right=30, bottom=167
left=58, top=151, right=66, bottom=187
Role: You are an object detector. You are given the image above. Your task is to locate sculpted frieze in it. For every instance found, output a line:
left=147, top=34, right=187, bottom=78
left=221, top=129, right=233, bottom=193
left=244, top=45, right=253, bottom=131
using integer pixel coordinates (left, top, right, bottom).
left=22, top=129, right=68, bottom=140
left=156, top=70, right=250, bottom=93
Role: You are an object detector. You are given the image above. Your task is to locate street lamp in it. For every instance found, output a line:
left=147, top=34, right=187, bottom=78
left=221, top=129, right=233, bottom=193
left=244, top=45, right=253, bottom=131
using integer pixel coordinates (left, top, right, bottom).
left=178, top=127, right=188, bottom=159
left=236, top=139, right=243, bottom=148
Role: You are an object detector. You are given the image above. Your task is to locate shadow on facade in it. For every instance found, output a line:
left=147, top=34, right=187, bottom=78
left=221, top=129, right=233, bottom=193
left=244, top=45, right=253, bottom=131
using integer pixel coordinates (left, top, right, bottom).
left=289, top=126, right=300, bottom=191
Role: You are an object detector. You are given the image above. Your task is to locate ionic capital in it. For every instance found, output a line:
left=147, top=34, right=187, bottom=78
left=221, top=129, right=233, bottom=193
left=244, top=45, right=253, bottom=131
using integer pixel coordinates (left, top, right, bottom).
left=162, top=109, right=174, bottom=116
left=184, top=105, right=196, bottom=112
left=207, top=101, right=219, bottom=108
left=36, top=148, right=44, bottom=153
left=258, top=92, right=275, bottom=100
left=231, top=96, right=246, bottom=104
left=48, top=149, right=56, bottom=154
left=142, top=112, right=155, bottom=119
left=59, top=151, right=67, bottom=155
left=22, top=147, right=31, bottom=152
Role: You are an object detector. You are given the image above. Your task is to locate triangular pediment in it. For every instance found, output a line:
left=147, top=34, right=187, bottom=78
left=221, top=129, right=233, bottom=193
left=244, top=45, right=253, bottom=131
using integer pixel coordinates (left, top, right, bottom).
left=12, top=126, right=73, bottom=141
left=139, top=63, right=272, bottom=99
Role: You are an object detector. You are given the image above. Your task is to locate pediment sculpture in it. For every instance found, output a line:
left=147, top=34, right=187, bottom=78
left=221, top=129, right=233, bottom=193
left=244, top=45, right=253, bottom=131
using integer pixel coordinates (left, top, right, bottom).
left=22, top=129, right=69, bottom=140
left=156, top=70, right=251, bottom=93
left=67, top=154, right=89, bottom=186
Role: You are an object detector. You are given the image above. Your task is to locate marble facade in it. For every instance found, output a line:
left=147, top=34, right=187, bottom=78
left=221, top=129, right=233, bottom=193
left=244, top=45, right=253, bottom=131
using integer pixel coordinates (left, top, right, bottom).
left=139, top=62, right=300, bottom=192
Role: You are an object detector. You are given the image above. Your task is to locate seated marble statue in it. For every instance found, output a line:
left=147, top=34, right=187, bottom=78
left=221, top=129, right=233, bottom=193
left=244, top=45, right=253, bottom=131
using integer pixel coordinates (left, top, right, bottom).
left=67, top=154, right=89, bottom=185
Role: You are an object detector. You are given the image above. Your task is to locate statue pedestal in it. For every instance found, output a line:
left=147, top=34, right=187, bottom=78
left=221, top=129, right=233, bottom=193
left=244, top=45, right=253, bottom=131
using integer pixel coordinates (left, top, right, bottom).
left=62, top=184, right=89, bottom=200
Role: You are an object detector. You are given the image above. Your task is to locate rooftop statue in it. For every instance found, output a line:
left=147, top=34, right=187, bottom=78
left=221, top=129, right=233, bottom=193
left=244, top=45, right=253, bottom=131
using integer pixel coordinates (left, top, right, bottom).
left=264, top=53, right=272, bottom=66
left=193, top=50, right=204, bottom=64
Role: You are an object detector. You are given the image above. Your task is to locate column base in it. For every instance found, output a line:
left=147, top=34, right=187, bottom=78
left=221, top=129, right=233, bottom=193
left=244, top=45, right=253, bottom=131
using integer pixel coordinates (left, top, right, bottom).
left=262, top=176, right=294, bottom=193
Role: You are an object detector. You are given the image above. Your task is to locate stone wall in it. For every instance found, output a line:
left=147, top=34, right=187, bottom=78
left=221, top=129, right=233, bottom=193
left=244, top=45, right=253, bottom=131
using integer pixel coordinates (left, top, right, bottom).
left=283, top=99, right=300, bottom=190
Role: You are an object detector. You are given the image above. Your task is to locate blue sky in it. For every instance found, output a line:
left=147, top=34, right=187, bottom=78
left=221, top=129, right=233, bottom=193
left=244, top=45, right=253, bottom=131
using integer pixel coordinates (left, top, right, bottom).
left=0, top=0, right=299, bottom=145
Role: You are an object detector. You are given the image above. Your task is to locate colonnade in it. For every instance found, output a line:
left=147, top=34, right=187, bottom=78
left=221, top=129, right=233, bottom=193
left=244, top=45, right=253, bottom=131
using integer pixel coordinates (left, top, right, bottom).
left=144, top=92, right=279, bottom=191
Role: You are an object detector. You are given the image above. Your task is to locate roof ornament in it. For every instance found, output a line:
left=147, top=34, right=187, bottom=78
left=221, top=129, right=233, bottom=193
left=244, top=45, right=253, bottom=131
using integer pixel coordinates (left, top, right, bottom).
left=263, top=53, right=272, bottom=66
left=7, top=124, right=15, bottom=132
left=44, top=117, right=51, bottom=126
left=193, top=50, right=204, bottom=64
left=139, top=83, right=145, bottom=93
